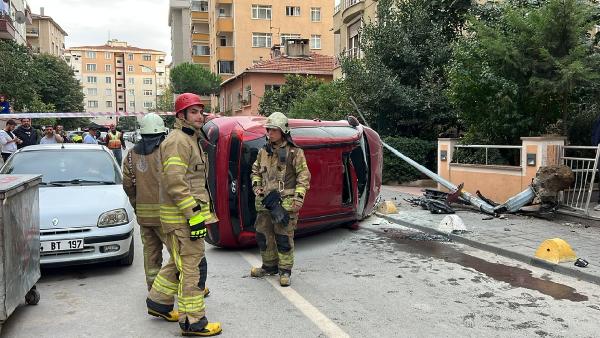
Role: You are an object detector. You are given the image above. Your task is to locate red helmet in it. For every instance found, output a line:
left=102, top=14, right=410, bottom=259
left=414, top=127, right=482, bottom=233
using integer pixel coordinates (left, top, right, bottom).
left=175, top=93, right=204, bottom=114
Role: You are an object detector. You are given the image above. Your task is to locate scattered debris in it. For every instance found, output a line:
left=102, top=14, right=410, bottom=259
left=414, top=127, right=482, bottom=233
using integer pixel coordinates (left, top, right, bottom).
left=438, top=215, right=468, bottom=234
left=504, top=228, right=511, bottom=231
left=377, top=200, right=398, bottom=214
left=482, top=216, right=494, bottom=221
left=574, top=258, right=589, bottom=268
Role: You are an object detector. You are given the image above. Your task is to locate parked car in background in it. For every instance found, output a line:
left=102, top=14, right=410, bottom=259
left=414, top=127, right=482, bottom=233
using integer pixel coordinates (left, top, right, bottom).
left=0, top=144, right=135, bottom=266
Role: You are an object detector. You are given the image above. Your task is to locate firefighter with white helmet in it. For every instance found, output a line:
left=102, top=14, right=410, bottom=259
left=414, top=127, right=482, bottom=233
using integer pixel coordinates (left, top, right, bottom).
left=123, top=113, right=169, bottom=291
left=146, top=93, right=221, bottom=336
left=250, top=112, right=311, bottom=286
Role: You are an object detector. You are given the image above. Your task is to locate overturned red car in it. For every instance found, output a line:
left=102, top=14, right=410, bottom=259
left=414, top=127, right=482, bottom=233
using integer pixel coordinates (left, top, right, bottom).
left=200, top=116, right=383, bottom=248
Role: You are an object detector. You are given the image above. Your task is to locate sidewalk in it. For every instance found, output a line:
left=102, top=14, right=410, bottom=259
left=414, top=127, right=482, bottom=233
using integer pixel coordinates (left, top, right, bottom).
left=378, top=186, right=600, bottom=285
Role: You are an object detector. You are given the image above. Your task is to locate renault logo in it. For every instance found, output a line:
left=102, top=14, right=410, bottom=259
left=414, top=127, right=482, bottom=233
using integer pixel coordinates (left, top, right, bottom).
left=52, top=218, right=59, bottom=226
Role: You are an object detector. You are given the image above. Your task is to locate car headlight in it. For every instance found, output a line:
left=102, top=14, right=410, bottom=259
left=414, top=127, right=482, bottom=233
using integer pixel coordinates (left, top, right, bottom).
left=97, top=208, right=129, bottom=227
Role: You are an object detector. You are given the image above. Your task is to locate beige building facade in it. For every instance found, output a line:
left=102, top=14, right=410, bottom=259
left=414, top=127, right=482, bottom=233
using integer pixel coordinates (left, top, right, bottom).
left=0, top=0, right=32, bottom=45
left=333, top=0, right=378, bottom=79
left=66, top=40, right=167, bottom=125
left=26, top=8, right=67, bottom=57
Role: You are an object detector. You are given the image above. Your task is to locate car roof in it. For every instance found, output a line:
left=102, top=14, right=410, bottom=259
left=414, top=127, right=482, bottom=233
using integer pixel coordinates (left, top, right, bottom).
left=17, top=144, right=107, bottom=152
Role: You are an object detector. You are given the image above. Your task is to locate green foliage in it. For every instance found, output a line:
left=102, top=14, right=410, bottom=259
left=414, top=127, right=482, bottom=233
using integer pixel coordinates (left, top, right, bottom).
left=117, top=117, right=137, bottom=131
left=152, top=85, right=176, bottom=128
left=287, top=80, right=353, bottom=121
left=341, top=0, right=471, bottom=139
left=0, top=40, right=84, bottom=113
left=447, top=0, right=600, bottom=144
left=170, top=63, right=221, bottom=95
left=258, top=74, right=325, bottom=115
left=382, top=137, right=436, bottom=183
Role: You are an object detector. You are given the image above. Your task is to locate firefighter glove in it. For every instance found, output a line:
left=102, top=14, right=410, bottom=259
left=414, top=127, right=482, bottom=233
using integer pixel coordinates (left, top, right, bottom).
left=262, top=191, right=282, bottom=210
left=189, top=213, right=207, bottom=241
left=262, top=191, right=289, bottom=226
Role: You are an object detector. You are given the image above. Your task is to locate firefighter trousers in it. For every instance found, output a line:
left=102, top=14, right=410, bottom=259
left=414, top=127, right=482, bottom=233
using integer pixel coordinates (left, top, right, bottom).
left=140, top=225, right=166, bottom=290
left=255, top=211, right=297, bottom=273
left=148, top=228, right=207, bottom=324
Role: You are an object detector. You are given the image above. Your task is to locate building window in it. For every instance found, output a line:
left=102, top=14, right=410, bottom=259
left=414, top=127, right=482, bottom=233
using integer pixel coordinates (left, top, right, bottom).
left=143, top=78, right=153, bottom=85
left=87, top=100, right=98, bottom=108
left=218, top=61, right=234, bottom=74
left=311, top=7, right=321, bottom=22
left=105, top=89, right=112, bottom=96
left=105, top=77, right=112, bottom=83
left=87, top=76, right=97, bottom=83
left=144, top=90, right=153, bottom=96
left=192, top=45, right=210, bottom=56
left=106, top=101, right=113, bottom=108
left=86, top=51, right=96, bottom=58
left=87, top=88, right=98, bottom=96
left=252, top=5, right=272, bottom=19
left=310, top=35, right=322, bottom=49
left=192, top=0, right=208, bottom=12
left=129, top=101, right=135, bottom=108
left=128, top=89, right=135, bottom=96
left=265, top=84, right=282, bottom=92
left=280, top=33, right=301, bottom=45
left=144, top=101, right=154, bottom=108
left=252, top=33, right=272, bottom=48
left=86, top=64, right=97, bottom=71
left=128, top=53, right=134, bottom=60
left=116, top=59, right=123, bottom=64
left=118, top=83, right=123, bottom=88
left=141, top=66, right=152, bottom=73
left=218, top=7, right=227, bottom=17
left=285, top=6, right=301, bottom=16
left=128, top=65, right=134, bottom=72
left=219, top=36, right=228, bottom=47
left=128, top=78, right=135, bottom=84
left=105, top=64, right=112, bottom=72
left=142, top=54, right=152, bottom=61
left=104, top=52, right=112, bottom=59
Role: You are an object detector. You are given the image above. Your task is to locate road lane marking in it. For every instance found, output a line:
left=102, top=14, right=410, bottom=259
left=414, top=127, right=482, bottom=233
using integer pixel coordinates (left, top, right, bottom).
left=240, top=252, right=350, bottom=338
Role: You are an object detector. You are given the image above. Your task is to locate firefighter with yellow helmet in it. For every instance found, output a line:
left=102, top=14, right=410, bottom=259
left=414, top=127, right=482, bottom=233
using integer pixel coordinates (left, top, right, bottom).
left=250, top=112, right=311, bottom=286
left=146, top=93, right=221, bottom=336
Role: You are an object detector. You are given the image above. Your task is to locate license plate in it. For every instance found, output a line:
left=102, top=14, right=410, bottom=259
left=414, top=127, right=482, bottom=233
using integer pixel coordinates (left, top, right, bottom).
left=40, top=239, right=84, bottom=252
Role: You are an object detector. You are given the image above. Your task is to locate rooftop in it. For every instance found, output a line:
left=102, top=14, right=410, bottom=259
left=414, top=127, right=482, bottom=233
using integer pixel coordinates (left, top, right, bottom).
left=68, top=40, right=165, bottom=54
left=30, top=13, right=68, bottom=36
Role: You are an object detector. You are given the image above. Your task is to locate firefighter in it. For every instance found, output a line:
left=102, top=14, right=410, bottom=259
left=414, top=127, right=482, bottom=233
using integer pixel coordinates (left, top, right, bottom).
left=250, top=112, right=311, bottom=287
left=146, top=93, right=221, bottom=336
left=122, top=113, right=168, bottom=291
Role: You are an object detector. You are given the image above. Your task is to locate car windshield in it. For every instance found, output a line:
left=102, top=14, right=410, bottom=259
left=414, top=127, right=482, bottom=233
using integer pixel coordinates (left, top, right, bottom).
left=1, top=149, right=122, bottom=185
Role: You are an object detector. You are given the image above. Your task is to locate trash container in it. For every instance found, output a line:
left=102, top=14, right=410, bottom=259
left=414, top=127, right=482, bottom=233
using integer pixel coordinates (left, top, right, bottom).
left=0, top=175, right=42, bottom=324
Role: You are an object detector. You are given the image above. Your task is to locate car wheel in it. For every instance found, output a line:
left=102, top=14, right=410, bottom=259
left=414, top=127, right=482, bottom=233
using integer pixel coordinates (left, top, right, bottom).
left=119, top=239, right=134, bottom=266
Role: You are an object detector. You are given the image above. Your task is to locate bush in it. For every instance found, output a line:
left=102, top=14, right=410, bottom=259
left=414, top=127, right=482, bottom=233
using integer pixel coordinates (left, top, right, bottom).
left=382, top=136, right=436, bottom=184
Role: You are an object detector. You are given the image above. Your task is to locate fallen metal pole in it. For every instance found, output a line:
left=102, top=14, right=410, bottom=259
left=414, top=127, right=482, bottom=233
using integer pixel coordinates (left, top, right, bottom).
left=348, top=97, right=535, bottom=215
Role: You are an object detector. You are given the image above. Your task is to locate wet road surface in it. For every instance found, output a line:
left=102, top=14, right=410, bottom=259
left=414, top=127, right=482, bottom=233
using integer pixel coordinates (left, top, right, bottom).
left=2, top=217, right=600, bottom=337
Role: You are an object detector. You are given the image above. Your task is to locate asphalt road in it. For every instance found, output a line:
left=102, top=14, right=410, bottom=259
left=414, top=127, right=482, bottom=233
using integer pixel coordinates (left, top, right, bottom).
left=2, top=211, right=600, bottom=338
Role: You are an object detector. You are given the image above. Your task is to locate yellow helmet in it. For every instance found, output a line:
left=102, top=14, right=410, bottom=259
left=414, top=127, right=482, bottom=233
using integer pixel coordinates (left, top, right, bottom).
left=265, top=112, right=290, bottom=134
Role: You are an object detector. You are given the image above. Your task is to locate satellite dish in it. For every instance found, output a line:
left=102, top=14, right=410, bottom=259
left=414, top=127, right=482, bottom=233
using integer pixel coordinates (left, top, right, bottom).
left=15, top=11, right=26, bottom=24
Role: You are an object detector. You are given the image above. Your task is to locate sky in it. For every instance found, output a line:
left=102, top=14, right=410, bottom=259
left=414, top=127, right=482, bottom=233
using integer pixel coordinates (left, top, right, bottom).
left=27, top=0, right=172, bottom=61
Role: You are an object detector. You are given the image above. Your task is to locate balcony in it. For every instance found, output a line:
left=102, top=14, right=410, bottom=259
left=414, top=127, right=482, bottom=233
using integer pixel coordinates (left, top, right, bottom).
left=218, top=0, right=233, bottom=3
left=192, top=33, right=209, bottom=42
left=0, top=14, right=16, bottom=40
left=217, top=46, right=234, bottom=60
left=192, top=11, right=208, bottom=22
left=192, top=55, right=210, bottom=65
left=216, top=17, right=233, bottom=33
left=341, top=0, right=365, bottom=24
left=26, top=28, right=39, bottom=37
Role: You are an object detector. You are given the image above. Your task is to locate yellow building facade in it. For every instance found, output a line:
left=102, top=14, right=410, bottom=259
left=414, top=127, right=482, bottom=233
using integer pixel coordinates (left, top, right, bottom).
left=26, top=8, right=67, bottom=57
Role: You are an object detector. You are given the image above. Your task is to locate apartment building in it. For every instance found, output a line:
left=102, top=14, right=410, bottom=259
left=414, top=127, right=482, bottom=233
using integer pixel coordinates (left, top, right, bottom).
left=0, top=0, right=32, bottom=45
left=66, top=39, right=167, bottom=124
left=333, top=0, right=378, bottom=79
left=26, top=8, right=67, bottom=57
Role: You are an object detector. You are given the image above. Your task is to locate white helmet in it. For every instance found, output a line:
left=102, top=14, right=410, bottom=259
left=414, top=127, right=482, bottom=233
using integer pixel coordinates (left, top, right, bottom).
left=140, top=113, right=167, bottom=135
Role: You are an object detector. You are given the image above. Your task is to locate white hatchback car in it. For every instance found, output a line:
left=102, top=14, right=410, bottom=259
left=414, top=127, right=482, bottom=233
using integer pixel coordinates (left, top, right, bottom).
left=1, top=144, right=135, bottom=267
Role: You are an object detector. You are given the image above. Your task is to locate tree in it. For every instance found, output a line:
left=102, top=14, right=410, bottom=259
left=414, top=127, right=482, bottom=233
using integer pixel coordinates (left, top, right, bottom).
left=152, top=85, right=176, bottom=128
left=447, top=0, right=600, bottom=144
left=288, top=80, right=353, bottom=121
left=258, top=74, right=324, bottom=115
left=0, top=40, right=37, bottom=111
left=31, top=54, right=84, bottom=112
left=341, top=0, right=471, bottom=139
left=170, top=62, right=221, bottom=95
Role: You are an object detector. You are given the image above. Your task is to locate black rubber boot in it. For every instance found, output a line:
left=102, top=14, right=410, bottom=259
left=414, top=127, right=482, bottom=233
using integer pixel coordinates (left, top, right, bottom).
left=180, top=317, right=222, bottom=336
left=146, top=298, right=178, bottom=322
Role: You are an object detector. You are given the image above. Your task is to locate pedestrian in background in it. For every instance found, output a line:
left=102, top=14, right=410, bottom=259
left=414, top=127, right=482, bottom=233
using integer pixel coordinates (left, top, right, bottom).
left=0, top=120, right=22, bottom=161
left=13, top=118, right=39, bottom=148
left=105, top=124, right=126, bottom=165
left=39, top=125, right=64, bottom=144
left=83, top=127, right=98, bottom=144
left=56, top=124, right=71, bottom=143
left=122, top=113, right=170, bottom=291
left=0, top=95, right=10, bottom=114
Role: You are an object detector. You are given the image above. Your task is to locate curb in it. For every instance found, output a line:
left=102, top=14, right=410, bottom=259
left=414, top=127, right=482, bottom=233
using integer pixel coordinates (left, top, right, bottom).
left=376, top=212, right=600, bottom=286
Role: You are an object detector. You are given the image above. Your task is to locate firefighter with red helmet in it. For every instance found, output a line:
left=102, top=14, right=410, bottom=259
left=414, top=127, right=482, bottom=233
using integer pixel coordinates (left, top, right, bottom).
left=250, top=112, right=311, bottom=286
left=146, top=93, right=221, bottom=336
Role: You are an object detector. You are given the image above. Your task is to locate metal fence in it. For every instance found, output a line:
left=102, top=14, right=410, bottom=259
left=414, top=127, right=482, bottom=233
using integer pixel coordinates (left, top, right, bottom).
left=559, top=145, right=600, bottom=216
left=452, top=145, right=523, bottom=167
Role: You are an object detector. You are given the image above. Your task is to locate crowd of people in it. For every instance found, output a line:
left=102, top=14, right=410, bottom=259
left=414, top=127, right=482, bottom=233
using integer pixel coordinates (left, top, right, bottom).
left=0, top=117, right=127, bottom=164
